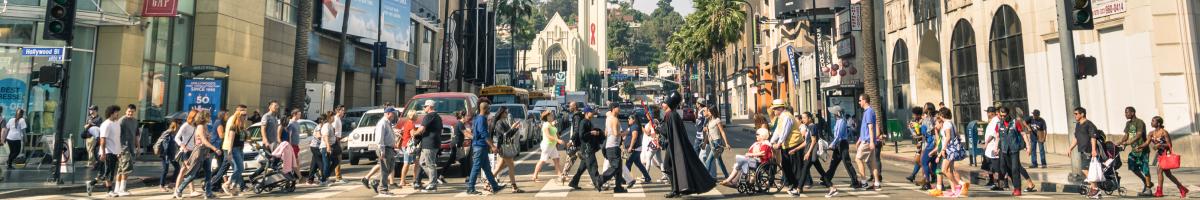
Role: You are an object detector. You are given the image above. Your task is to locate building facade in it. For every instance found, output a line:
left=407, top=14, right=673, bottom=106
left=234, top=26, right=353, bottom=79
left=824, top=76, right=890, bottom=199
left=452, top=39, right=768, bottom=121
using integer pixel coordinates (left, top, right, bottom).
left=883, top=0, right=1200, bottom=166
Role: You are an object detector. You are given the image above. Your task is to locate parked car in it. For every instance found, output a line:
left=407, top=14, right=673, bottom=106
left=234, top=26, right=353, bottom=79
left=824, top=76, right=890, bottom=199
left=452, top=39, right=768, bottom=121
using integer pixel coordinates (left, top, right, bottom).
left=345, top=109, right=387, bottom=165
left=488, top=104, right=539, bottom=151
left=241, top=119, right=318, bottom=174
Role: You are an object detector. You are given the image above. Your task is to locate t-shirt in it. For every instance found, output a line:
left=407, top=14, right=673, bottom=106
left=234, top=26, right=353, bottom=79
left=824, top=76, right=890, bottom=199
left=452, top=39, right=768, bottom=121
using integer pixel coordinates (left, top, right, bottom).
left=119, top=116, right=139, bottom=152
left=472, top=116, right=490, bottom=148
left=310, top=124, right=323, bottom=148
left=1124, top=118, right=1147, bottom=154
left=175, top=123, right=196, bottom=151
left=984, top=117, right=1000, bottom=158
left=262, top=113, right=281, bottom=144
left=100, top=119, right=122, bottom=154
left=1075, top=120, right=1099, bottom=154
left=320, top=123, right=336, bottom=148
left=706, top=119, right=723, bottom=141
left=419, top=113, right=442, bottom=150
left=287, top=120, right=301, bottom=146
left=858, top=108, right=876, bottom=143
left=542, top=122, right=559, bottom=148
left=5, top=118, right=27, bottom=141
left=400, top=121, right=415, bottom=147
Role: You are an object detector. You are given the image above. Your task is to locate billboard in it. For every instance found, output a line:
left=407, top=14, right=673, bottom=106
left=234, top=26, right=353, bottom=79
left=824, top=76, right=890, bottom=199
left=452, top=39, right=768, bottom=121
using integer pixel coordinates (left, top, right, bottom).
left=181, top=78, right=224, bottom=123
left=381, top=0, right=412, bottom=51
left=321, top=0, right=380, bottom=39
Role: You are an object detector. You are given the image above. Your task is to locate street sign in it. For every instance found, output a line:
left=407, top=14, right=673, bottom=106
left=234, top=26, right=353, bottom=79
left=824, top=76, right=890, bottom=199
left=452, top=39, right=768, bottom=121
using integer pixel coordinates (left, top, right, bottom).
left=20, top=47, right=66, bottom=57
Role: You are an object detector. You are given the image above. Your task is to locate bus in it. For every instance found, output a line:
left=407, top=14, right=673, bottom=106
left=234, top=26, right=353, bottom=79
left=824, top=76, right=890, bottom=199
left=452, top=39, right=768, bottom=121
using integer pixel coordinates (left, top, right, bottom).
left=479, top=85, right=530, bottom=105
left=529, top=91, right=551, bottom=105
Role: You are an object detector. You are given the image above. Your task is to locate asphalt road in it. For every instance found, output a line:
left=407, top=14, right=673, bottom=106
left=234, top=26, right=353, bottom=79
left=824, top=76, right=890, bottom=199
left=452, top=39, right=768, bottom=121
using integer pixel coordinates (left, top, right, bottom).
left=7, top=117, right=1103, bottom=199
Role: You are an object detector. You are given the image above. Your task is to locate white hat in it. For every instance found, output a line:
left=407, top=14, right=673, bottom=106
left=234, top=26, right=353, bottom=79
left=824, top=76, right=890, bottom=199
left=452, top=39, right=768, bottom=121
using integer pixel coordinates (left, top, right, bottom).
left=771, top=99, right=787, bottom=109
left=424, top=100, right=436, bottom=107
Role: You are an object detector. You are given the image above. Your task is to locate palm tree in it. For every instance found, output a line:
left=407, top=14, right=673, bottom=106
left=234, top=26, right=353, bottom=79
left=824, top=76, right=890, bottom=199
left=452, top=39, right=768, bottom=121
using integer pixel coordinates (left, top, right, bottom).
left=288, top=0, right=313, bottom=113
left=498, top=0, right=535, bottom=86
left=693, top=0, right=746, bottom=104
left=861, top=0, right=883, bottom=134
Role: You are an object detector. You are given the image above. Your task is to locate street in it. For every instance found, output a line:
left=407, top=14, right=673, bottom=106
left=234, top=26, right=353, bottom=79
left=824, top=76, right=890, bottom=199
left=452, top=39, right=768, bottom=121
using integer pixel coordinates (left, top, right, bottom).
left=2, top=117, right=1107, bottom=199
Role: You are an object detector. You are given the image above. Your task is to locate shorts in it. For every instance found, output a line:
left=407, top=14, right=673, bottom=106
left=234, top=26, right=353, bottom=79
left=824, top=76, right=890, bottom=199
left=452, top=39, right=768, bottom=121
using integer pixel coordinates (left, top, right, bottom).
left=1127, top=152, right=1149, bottom=175
left=1079, top=152, right=1092, bottom=167
left=540, top=144, right=560, bottom=161
left=401, top=149, right=415, bottom=164
left=856, top=142, right=873, bottom=161
left=117, top=151, right=134, bottom=175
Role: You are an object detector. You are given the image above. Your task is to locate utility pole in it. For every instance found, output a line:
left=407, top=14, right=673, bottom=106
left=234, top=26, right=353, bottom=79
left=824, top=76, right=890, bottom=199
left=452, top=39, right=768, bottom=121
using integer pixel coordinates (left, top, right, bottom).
left=1056, top=0, right=1084, bottom=183
left=334, top=0, right=353, bottom=106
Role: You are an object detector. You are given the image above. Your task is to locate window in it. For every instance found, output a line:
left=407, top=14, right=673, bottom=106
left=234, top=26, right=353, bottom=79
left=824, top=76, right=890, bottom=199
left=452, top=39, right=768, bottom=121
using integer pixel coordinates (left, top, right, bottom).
left=891, top=40, right=909, bottom=109
left=140, top=5, right=194, bottom=121
left=989, top=5, right=1027, bottom=112
left=266, top=0, right=296, bottom=24
left=912, top=0, right=939, bottom=24
left=950, top=19, right=979, bottom=124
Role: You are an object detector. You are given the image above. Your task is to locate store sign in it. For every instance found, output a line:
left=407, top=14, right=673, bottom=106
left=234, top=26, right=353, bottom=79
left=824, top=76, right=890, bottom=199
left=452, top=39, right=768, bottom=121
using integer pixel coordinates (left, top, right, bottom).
left=1092, top=0, right=1126, bottom=18
left=787, top=45, right=799, bottom=84
left=0, top=79, right=26, bottom=116
left=837, top=37, right=855, bottom=58
left=182, top=78, right=224, bottom=123
left=142, top=0, right=180, bottom=17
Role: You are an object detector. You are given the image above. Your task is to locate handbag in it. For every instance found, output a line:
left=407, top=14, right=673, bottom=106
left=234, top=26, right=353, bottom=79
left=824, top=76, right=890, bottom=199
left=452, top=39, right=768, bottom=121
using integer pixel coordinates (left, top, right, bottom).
left=1158, top=143, right=1181, bottom=170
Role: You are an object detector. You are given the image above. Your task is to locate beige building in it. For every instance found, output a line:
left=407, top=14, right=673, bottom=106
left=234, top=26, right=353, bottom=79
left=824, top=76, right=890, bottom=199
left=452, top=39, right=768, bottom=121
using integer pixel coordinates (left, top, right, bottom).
left=883, top=0, right=1200, bottom=166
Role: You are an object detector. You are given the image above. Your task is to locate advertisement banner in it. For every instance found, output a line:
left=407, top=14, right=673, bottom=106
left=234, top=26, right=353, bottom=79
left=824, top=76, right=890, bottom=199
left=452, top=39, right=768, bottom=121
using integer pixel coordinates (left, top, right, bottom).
left=182, top=78, right=224, bottom=123
left=321, top=0, right=380, bottom=39
left=787, top=45, right=799, bottom=85
left=142, top=0, right=180, bottom=17
left=381, top=0, right=412, bottom=51
left=0, top=78, right=26, bottom=117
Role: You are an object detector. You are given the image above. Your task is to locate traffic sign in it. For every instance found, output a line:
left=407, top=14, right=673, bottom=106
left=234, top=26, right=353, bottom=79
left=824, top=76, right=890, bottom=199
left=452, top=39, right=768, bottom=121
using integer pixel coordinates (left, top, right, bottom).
left=21, top=47, right=66, bottom=57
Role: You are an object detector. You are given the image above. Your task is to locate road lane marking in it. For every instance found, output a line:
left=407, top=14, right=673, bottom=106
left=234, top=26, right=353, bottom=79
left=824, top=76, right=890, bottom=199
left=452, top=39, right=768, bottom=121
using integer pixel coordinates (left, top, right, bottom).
left=534, top=179, right=572, bottom=197
left=613, top=184, right=645, bottom=198
left=296, top=185, right=357, bottom=198
left=696, top=188, right=724, bottom=198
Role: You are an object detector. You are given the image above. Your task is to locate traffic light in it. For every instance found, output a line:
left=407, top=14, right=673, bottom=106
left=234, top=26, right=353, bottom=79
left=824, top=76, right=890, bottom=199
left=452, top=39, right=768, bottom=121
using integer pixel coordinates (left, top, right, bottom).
left=1075, top=55, right=1097, bottom=79
left=43, top=0, right=77, bottom=41
left=37, top=64, right=65, bottom=86
left=373, top=42, right=387, bottom=68
left=1070, top=0, right=1094, bottom=30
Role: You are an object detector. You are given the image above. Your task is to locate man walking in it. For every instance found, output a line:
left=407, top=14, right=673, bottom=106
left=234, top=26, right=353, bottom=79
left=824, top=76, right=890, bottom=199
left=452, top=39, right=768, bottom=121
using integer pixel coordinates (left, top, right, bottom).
left=1027, top=110, right=1047, bottom=169
left=568, top=107, right=603, bottom=192
left=1068, top=107, right=1101, bottom=198
left=371, top=108, right=399, bottom=195
left=560, top=102, right=584, bottom=178
left=114, top=105, right=140, bottom=196
left=413, top=100, right=442, bottom=192
left=823, top=107, right=861, bottom=197
left=1118, top=107, right=1153, bottom=196
left=996, top=107, right=1030, bottom=196
left=600, top=104, right=627, bottom=193
left=466, top=101, right=505, bottom=195
left=262, top=101, right=283, bottom=151
left=855, top=95, right=881, bottom=191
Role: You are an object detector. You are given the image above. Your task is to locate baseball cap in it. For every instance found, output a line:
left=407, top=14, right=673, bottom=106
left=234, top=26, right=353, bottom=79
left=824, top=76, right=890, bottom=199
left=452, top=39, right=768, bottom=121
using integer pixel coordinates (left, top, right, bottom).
left=424, top=100, right=436, bottom=107
left=384, top=107, right=398, bottom=114
left=1032, top=109, right=1041, bottom=116
left=986, top=107, right=997, bottom=113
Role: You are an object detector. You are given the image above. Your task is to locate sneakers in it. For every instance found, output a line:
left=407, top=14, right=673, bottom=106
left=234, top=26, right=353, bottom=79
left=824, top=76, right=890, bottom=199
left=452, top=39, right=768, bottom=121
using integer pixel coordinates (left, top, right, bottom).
left=825, top=189, right=840, bottom=198
left=116, top=190, right=132, bottom=196
left=466, top=190, right=483, bottom=195
left=1013, top=188, right=1022, bottom=196
left=421, top=185, right=438, bottom=192
left=960, top=182, right=971, bottom=197
left=361, top=178, right=371, bottom=189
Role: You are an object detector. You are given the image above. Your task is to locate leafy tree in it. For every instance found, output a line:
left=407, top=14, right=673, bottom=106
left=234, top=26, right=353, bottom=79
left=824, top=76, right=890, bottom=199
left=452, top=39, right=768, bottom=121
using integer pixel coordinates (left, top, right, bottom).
left=542, top=0, right=577, bottom=25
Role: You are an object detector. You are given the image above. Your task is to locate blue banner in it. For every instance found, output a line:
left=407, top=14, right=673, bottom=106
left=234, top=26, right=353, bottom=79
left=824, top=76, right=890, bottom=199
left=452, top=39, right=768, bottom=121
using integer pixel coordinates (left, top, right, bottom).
left=787, top=45, right=799, bottom=85
left=0, top=78, right=26, bottom=117
left=182, top=78, right=223, bottom=123
left=381, top=0, right=412, bottom=51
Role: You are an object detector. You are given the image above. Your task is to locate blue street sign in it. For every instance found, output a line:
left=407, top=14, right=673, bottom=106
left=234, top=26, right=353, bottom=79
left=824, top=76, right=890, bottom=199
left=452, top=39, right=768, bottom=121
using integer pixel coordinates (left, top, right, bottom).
left=787, top=45, right=799, bottom=85
left=20, top=47, right=65, bottom=57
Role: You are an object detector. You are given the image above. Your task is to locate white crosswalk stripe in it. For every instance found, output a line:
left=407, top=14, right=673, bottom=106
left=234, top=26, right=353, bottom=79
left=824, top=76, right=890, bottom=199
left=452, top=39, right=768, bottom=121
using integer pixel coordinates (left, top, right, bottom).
left=613, top=185, right=646, bottom=198
left=296, top=185, right=358, bottom=198
left=533, top=179, right=573, bottom=197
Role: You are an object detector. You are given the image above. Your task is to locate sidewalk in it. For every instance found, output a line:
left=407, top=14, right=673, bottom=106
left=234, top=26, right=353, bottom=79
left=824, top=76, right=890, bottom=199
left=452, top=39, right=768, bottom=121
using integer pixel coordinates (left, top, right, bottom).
left=877, top=143, right=1200, bottom=194
left=0, top=155, right=163, bottom=193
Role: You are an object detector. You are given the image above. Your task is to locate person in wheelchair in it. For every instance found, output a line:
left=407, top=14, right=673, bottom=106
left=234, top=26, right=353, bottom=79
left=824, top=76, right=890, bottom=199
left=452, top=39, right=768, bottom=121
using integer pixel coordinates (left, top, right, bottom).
left=719, top=130, right=773, bottom=187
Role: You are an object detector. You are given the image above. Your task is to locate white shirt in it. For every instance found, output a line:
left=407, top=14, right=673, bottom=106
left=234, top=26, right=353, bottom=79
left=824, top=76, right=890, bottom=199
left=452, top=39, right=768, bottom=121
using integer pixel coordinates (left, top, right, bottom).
left=310, top=124, right=323, bottom=148
left=769, top=113, right=795, bottom=146
left=100, top=119, right=123, bottom=154
left=87, top=126, right=101, bottom=138
left=5, top=118, right=26, bottom=141
left=984, top=117, right=1000, bottom=158
left=331, top=116, right=343, bottom=140
left=174, top=123, right=196, bottom=151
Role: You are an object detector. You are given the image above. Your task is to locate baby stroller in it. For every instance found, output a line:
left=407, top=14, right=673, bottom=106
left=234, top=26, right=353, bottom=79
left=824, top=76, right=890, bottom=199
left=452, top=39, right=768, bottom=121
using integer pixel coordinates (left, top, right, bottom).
left=1081, top=141, right=1125, bottom=196
left=246, top=144, right=298, bottom=194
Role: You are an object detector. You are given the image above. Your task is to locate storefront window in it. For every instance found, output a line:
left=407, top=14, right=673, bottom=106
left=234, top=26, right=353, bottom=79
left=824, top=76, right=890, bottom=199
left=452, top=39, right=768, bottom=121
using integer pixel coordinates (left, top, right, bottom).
left=9, top=0, right=39, bottom=6
left=891, top=40, right=908, bottom=109
left=0, top=20, right=36, bottom=45
left=140, top=0, right=194, bottom=121
left=950, top=19, right=979, bottom=124
left=0, top=20, right=96, bottom=152
left=989, top=5, right=1027, bottom=112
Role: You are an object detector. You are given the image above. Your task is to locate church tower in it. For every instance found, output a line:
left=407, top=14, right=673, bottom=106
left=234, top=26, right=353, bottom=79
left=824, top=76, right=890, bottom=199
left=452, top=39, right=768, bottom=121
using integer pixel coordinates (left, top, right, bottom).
left=571, top=0, right=606, bottom=91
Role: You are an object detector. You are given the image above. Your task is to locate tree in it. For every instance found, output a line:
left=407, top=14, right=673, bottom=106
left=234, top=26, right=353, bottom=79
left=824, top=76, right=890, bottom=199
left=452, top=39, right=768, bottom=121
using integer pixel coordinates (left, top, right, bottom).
left=690, top=0, right=745, bottom=100
left=542, top=0, right=577, bottom=25
left=288, top=0, right=313, bottom=113
left=861, top=0, right=883, bottom=136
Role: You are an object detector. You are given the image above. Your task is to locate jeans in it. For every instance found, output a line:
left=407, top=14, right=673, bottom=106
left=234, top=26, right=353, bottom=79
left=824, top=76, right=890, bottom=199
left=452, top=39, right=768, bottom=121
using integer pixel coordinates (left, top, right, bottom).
left=569, top=149, right=601, bottom=189
left=160, top=153, right=179, bottom=187
left=703, top=139, right=729, bottom=178
left=177, top=149, right=213, bottom=197
left=824, top=140, right=860, bottom=186
left=466, top=148, right=500, bottom=192
left=416, top=149, right=439, bottom=187
left=625, top=151, right=651, bottom=181
left=211, top=147, right=245, bottom=189
left=780, top=149, right=799, bottom=188
left=376, top=148, right=395, bottom=192
left=909, top=148, right=934, bottom=182
left=601, top=147, right=625, bottom=190
left=1029, top=141, right=1047, bottom=167
left=7, top=139, right=21, bottom=168
left=308, top=147, right=323, bottom=180
left=319, top=148, right=332, bottom=182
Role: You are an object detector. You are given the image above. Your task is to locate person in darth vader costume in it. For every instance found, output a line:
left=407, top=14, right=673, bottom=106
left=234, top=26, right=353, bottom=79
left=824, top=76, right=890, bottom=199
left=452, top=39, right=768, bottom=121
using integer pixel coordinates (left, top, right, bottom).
left=659, top=92, right=717, bottom=198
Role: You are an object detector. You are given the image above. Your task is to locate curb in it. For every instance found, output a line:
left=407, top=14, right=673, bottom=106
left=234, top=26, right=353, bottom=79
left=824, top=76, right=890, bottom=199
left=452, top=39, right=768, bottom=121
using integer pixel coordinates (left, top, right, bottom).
left=878, top=152, right=1084, bottom=194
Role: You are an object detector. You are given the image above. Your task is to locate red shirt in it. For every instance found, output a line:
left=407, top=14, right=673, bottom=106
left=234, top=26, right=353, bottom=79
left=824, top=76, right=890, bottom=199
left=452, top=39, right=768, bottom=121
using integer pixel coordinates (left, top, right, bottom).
left=750, top=141, right=772, bottom=163
left=398, top=120, right=415, bottom=147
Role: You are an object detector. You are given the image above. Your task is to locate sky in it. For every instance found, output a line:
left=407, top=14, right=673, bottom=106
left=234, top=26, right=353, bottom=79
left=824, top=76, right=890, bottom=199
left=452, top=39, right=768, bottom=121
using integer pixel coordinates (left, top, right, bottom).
left=631, top=0, right=695, bottom=17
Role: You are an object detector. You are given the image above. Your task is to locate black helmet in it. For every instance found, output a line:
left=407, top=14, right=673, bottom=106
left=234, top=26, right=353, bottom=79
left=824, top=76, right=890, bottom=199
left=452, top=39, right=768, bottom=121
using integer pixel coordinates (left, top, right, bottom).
left=665, top=92, right=683, bottom=109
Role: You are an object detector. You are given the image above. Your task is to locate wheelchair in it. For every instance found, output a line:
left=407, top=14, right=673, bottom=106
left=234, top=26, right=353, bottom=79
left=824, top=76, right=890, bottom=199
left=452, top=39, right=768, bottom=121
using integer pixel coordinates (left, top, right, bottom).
left=735, top=158, right=780, bottom=194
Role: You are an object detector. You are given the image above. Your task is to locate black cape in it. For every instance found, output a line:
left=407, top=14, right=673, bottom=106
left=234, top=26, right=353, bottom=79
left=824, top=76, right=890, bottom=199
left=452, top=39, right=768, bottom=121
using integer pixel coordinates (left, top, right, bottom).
left=661, top=110, right=716, bottom=195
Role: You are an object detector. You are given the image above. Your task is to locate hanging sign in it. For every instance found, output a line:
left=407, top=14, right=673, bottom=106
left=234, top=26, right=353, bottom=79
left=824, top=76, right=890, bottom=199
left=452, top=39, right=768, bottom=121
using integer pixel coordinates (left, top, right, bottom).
left=142, top=0, right=180, bottom=17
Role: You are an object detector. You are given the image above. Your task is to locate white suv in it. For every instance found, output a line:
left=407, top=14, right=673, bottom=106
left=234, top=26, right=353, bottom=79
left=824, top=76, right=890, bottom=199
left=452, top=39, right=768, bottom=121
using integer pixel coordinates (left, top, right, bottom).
left=346, top=108, right=386, bottom=165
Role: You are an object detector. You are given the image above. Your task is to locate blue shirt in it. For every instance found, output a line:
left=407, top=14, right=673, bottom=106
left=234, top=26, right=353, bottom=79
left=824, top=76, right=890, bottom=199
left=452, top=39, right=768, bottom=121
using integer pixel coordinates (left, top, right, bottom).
left=472, top=116, right=490, bottom=148
left=858, top=108, right=876, bottom=143
left=831, top=118, right=849, bottom=144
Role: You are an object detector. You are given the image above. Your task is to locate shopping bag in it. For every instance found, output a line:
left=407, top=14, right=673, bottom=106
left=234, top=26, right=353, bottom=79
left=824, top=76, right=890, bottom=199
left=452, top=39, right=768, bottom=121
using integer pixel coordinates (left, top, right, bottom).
left=1084, top=159, right=1105, bottom=183
left=1159, top=153, right=1181, bottom=170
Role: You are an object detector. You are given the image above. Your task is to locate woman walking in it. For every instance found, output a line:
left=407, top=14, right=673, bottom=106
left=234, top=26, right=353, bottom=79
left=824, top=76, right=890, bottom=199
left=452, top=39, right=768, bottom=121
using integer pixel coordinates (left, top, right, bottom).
left=624, top=115, right=651, bottom=187
left=212, top=111, right=248, bottom=196
left=531, top=111, right=563, bottom=183
left=3, top=109, right=26, bottom=170
left=702, top=107, right=731, bottom=179
left=173, top=110, right=199, bottom=196
left=175, top=111, right=222, bottom=199
left=1148, top=116, right=1189, bottom=198
left=308, top=114, right=325, bottom=185
left=490, top=107, right=525, bottom=193
left=396, top=113, right=419, bottom=187
left=932, top=108, right=967, bottom=197
left=155, top=121, right=181, bottom=192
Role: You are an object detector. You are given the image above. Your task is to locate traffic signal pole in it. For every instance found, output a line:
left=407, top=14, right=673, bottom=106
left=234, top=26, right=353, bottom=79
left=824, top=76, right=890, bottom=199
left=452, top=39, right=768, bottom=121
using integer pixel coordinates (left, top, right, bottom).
left=1055, top=0, right=1084, bottom=183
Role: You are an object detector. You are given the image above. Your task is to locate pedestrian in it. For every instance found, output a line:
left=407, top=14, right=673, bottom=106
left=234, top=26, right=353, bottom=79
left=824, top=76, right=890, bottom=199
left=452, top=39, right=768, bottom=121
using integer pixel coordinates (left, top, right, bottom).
left=1011, top=108, right=1039, bottom=192
left=83, top=105, right=101, bottom=166
left=1147, top=116, right=1189, bottom=198
left=702, top=106, right=731, bottom=179
left=982, top=107, right=1004, bottom=190
left=532, top=110, right=564, bottom=183
left=786, top=112, right=819, bottom=193
left=370, top=107, right=399, bottom=195
left=465, top=101, right=505, bottom=195
left=395, top=112, right=418, bottom=188
left=174, top=110, right=222, bottom=199
left=823, top=107, right=861, bottom=197
left=933, top=107, right=968, bottom=197
left=802, top=111, right=831, bottom=189
left=3, top=108, right=25, bottom=170
left=155, top=120, right=181, bottom=192
left=1027, top=110, right=1047, bottom=169
left=110, top=105, right=140, bottom=196
left=1067, top=107, right=1102, bottom=199
left=559, top=102, right=584, bottom=177
left=694, top=103, right=707, bottom=154
left=319, top=111, right=337, bottom=186
left=854, top=94, right=882, bottom=191
left=489, top=107, right=525, bottom=193
left=262, top=101, right=282, bottom=151
left=328, top=107, right=347, bottom=184
left=211, top=110, right=247, bottom=196
left=905, top=105, right=933, bottom=189
left=624, top=114, right=651, bottom=187
left=170, top=110, right=199, bottom=196
left=600, top=104, right=628, bottom=193
left=309, top=114, right=325, bottom=185
left=567, top=106, right=603, bottom=192
left=1117, top=107, right=1153, bottom=196
left=718, top=129, right=771, bottom=187
left=94, top=106, right=121, bottom=196
left=412, top=100, right=443, bottom=192
left=767, top=99, right=801, bottom=195
left=996, top=107, right=1031, bottom=196
left=659, top=92, right=717, bottom=198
